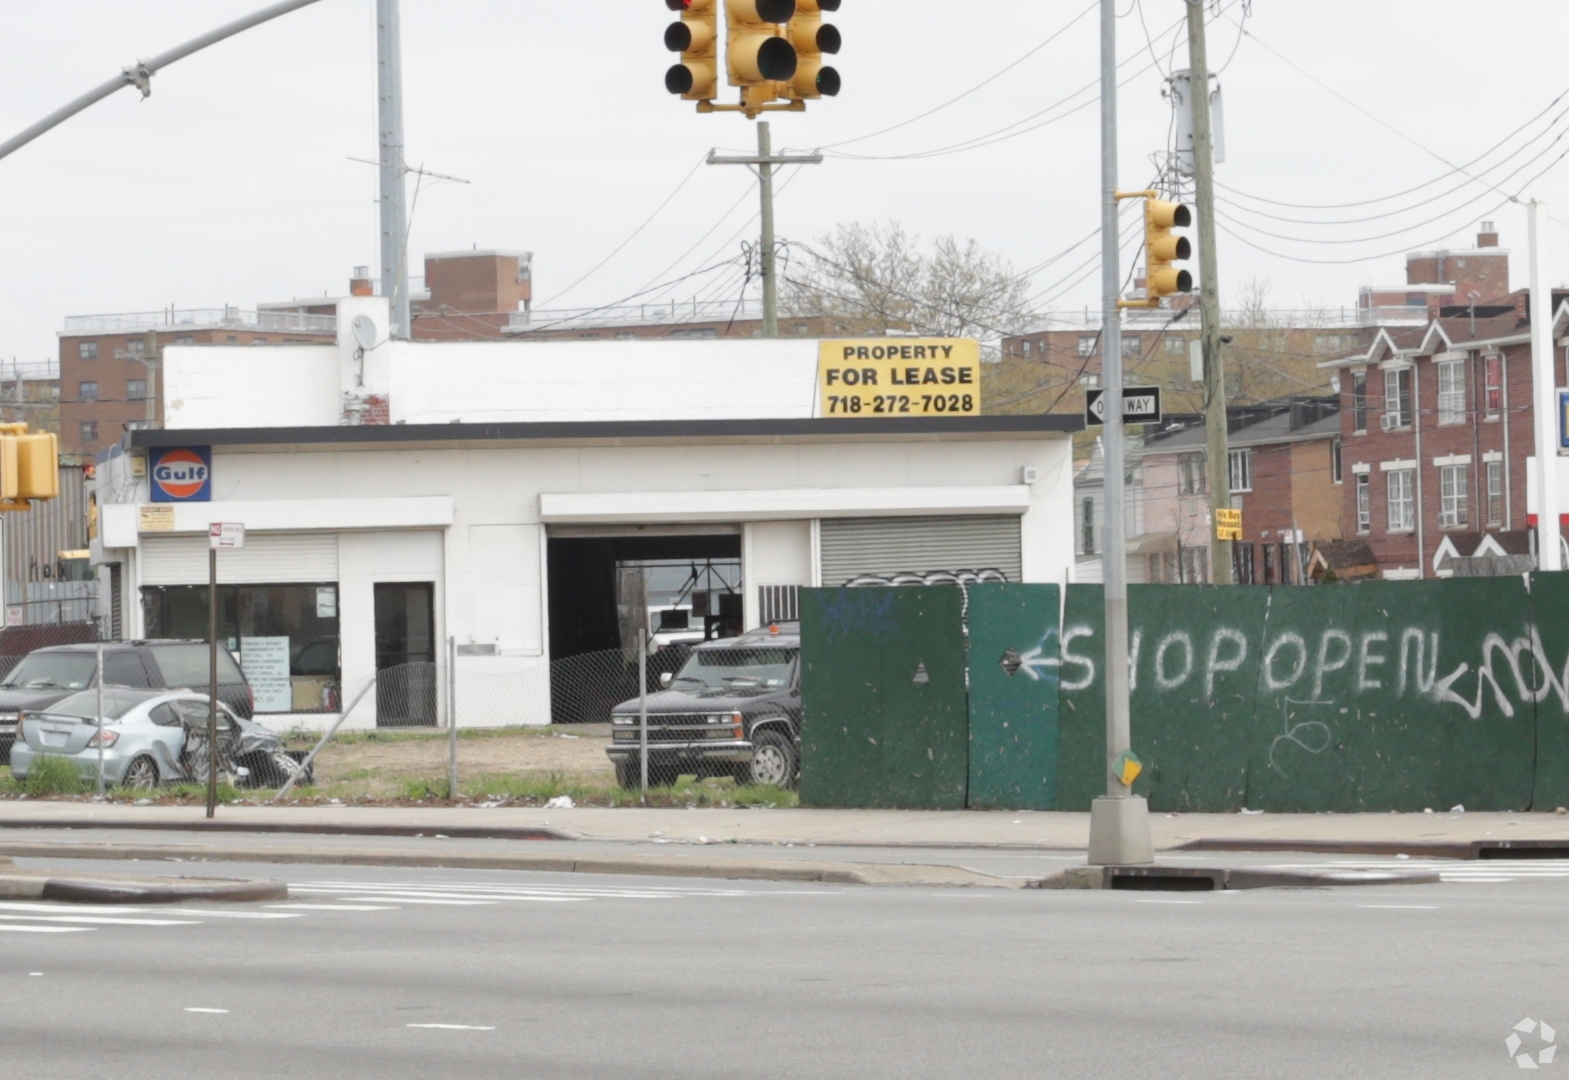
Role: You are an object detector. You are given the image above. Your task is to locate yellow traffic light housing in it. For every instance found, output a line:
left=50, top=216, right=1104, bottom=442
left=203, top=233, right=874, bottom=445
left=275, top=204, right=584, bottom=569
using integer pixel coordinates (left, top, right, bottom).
left=1145, top=198, right=1193, bottom=299
left=782, top=0, right=841, bottom=100
left=0, top=423, right=55, bottom=511
left=725, top=0, right=796, bottom=115
left=664, top=0, right=719, bottom=101
left=1115, top=190, right=1192, bottom=309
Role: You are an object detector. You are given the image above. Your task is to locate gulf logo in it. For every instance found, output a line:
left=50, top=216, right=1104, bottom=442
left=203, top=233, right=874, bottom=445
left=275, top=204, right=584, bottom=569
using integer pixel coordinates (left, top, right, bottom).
left=152, top=449, right=210, bottom=500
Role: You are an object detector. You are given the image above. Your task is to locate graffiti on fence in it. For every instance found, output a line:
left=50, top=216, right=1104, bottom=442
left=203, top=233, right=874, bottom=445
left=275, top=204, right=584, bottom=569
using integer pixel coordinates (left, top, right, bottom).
left=818, top=588, right=901, bottom=645
left=845, top=569, right=1009, bottom=588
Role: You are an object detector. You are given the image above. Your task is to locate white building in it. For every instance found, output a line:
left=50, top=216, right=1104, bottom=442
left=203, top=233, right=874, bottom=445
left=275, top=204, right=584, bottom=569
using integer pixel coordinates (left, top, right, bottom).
left=90, top=297, right=1080, bottom=730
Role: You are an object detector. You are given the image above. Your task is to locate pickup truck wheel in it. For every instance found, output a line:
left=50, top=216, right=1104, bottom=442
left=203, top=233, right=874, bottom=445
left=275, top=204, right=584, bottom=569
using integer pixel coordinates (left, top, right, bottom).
left=746, top=730, right=797, bottom=789
left=614, top=760, right=643, bottom=790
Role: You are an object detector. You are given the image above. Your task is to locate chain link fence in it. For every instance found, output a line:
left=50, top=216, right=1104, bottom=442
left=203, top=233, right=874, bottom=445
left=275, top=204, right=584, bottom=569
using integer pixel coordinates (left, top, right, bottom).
left=1, top=643, right=797, bottom=808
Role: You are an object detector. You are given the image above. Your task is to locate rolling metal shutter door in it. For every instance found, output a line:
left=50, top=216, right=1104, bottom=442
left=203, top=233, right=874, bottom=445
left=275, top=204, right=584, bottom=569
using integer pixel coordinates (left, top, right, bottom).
left=140, top=534, right=339, bottom=585
left=818, top=516, right=1023, bottom=586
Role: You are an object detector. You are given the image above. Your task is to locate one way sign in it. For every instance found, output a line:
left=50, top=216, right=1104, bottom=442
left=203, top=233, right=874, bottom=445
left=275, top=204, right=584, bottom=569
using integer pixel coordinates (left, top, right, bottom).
left=1085, top=386, right=1162, bottom=426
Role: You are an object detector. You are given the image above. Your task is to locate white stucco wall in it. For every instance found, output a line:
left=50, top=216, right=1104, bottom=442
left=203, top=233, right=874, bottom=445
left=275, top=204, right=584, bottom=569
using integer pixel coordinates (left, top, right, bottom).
left=162, top=346, right=341, bottom=430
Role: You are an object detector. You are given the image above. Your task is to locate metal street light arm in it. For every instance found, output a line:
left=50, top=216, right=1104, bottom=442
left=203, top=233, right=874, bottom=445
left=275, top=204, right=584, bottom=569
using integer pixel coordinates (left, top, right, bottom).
left=0, top=0, right=326, bottom=164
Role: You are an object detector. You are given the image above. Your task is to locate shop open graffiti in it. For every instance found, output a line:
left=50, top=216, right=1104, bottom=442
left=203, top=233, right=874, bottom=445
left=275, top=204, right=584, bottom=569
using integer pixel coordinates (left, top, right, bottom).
left=1038, top=621, right=1569, bottom=718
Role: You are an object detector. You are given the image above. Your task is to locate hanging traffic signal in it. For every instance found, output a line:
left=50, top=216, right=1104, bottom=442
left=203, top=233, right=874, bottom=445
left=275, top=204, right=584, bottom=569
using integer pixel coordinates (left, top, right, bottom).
left=664, top=0, right=719, bottom=101
left=0, top=424, right=57, bottom=511
left=782, top=0, right=840, bottom=100
left=725, top=0, right=797, bottom=93
left=1144, top=198, right=1193, bottom=300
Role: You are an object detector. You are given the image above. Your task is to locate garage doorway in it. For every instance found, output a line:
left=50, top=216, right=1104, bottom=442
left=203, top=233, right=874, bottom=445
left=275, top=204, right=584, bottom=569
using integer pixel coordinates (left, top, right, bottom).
left=546, top=530, right=742, bottom=724
left=374, top=582, right=437, bottom=727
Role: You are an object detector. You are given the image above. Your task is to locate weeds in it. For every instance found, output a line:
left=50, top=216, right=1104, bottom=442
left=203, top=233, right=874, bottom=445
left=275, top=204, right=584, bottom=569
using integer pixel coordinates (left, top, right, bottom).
left=21, top=755, right=87, bottom=797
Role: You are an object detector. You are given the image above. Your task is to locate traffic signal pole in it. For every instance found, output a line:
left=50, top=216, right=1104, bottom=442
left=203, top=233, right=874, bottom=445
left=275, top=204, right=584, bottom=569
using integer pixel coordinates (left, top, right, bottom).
left=1087, top=0, right=1154, bottom=867
left=707, top=126, right=821, bottom=338
left=1186, top=0, right=1233, bottom=584
left=377, top=0, right=412, bottom=341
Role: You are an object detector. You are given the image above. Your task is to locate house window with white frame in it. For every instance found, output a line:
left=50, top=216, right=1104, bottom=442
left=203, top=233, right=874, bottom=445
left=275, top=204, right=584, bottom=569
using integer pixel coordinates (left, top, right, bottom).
left=1436, top=358, right=1466, bottom=425
left=1228, top=448, right=1253, bottom=493
left=1383, top=367, right=1412, bottom=429
left=1077, top=335, right=1097, bottom=358
left=1387, top=469, right=1415, bottom=532
left=1484, top=354, right=1503, bottom=418
left=1178, top=453, right=1207, bottom=496
left=1332, top=438, right=1343, bottom=484
left=1439, top=464, right=1469, bottom=529
left=1356, top=474, right=1371, bottom=533
left=1486, top=460, right=1504, bottom=528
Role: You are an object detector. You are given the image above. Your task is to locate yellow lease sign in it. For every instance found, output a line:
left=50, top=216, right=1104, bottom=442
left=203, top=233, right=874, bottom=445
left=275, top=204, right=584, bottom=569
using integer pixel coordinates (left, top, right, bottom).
left=819, top=339, right=981, bottom=417
left=1215, top=508, right=1242, bottom=541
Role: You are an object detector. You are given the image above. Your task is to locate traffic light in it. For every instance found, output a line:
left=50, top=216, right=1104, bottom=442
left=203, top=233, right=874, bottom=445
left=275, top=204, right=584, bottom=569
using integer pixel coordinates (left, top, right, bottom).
left=0, top=424, right=58, bottom=510
left=725, top=0, right=797, bottom=89
left=1144, top=198, right=1193, bottom=300
left=782, top=0, right=841, bottom=100
left=664, top=0, right=719, bottom=101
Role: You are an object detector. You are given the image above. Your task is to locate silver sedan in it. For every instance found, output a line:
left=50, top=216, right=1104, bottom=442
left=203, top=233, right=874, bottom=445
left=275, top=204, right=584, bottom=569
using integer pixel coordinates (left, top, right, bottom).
left=10, top=688, right=237, bottom=790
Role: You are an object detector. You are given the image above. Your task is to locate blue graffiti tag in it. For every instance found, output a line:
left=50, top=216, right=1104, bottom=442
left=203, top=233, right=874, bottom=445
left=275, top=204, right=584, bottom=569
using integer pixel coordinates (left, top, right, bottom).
left=819, top=588, right=901, bottom=645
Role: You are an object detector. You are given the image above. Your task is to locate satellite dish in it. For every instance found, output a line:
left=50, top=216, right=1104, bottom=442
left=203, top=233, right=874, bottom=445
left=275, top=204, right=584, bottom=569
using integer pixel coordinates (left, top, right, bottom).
left=351, top=315, right=377, bottom=351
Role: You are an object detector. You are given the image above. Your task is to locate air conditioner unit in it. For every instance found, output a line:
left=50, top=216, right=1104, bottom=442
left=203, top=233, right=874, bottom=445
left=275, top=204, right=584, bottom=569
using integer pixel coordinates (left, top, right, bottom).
left=1380, top=412, right=1403, bottom=432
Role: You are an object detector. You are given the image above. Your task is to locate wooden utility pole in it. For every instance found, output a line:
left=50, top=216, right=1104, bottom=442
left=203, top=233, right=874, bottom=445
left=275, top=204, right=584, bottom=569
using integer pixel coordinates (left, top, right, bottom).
left=1186, top=0, right=1232, bottom=583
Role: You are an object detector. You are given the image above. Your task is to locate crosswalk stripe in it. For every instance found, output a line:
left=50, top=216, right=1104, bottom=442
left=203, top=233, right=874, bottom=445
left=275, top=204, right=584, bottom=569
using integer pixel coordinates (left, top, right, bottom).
left=268, top=904, right=399, bottom=912
left=0, top=925, right=93, bottom=933
left=0, top=914, right=199, bottom=926
left=1270, top=859, right=1569, bottom=883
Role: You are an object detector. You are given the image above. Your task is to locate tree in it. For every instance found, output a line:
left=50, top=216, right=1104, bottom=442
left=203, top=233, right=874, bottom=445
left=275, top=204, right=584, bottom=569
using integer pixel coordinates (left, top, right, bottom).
left=783, top=222, right=1033, bottom=340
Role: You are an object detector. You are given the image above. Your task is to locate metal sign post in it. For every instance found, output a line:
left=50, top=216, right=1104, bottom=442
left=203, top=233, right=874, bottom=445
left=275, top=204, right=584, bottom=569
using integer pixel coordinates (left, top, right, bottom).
left=95, top=640, right=105, bottom=796
left=206, top=523, right=244, bottom=818
left=638, top=629, right=649, bottom=800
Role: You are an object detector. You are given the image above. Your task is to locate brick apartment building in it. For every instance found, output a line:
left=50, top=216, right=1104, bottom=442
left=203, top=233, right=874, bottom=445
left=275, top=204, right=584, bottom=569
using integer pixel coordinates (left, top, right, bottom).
left=1321, top=290, right=1569, bottom=579
left=58, top=308, right=335, bottom=456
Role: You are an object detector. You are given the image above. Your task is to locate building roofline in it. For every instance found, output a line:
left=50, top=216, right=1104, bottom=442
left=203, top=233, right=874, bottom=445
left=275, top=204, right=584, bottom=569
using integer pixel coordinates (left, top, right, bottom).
left=129, top=414, right=1083, bottom=451
left=424, top=250, right=532, bottom=263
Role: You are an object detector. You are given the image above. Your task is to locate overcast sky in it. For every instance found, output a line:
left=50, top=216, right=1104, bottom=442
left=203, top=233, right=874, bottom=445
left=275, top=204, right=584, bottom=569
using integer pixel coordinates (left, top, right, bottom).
left=1, top=0, right=1566, bottom=367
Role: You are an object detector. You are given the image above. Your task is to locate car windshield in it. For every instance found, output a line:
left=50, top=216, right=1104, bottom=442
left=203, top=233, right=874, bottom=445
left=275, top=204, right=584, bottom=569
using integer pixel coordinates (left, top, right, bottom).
left=42, top=689, right=153, bottom=721
left=151, top=643, right=244, bottom=686
left=1, top=652, right=96, bottom=691
left=672, top=647, right=796, bottom=690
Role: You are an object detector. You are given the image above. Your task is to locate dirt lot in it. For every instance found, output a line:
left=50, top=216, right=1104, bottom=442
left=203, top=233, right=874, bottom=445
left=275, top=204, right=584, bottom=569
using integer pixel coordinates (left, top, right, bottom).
left=296, top=725, right=614, bottom=786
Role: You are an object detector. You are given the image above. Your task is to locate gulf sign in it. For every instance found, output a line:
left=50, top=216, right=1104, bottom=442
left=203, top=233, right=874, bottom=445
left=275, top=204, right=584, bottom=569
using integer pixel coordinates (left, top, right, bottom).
left=149, top=446, right=212, bottom=503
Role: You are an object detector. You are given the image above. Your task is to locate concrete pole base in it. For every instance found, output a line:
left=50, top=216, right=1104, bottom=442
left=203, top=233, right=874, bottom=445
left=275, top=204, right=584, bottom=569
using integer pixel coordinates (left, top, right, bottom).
left=1087, top=795, right=1155, bottom=866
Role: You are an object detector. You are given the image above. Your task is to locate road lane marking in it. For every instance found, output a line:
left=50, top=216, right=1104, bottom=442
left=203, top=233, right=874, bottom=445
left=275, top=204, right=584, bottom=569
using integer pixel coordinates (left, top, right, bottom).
left=0, top=914, right=200, bottom=926
left=185, top=1008, right=229, bottom=1014
left=407, top=1024, right=494, bottom=1031
left=0, top=925, right=91, bottom=933
left=267, top=904, right=399, bottom=912
left=1359, top=904, right=1440, bottom=910
left=1132, top=899, right=1204, bottom=904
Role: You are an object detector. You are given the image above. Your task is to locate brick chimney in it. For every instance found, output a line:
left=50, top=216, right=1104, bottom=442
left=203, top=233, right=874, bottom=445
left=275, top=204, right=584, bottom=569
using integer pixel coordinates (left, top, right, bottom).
left=1477, top=221, right=1499, bottom=248
left=349, top=266, right=374, bottom=297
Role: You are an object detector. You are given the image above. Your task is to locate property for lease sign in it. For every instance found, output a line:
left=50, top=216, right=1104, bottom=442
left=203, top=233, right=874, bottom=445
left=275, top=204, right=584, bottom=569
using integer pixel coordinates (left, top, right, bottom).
left=819, top=339, right=981, bottom=417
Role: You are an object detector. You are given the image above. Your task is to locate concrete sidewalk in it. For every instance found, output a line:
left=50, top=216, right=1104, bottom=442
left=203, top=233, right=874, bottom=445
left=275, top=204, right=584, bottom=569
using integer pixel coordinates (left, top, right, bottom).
left=3, top=800, right=1567, bottom=853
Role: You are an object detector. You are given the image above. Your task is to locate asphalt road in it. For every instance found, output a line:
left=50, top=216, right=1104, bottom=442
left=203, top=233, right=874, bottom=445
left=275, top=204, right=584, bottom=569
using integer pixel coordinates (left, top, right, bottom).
left=4, top=856, right=1566, bottom=1078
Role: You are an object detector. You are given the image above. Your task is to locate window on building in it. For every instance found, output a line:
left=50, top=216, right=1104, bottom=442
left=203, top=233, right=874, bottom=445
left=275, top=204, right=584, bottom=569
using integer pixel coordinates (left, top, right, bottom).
left=1079, top=373, right=1101, bottom=389
left=1484, top=354, right=1503, bottom=418
left=1486, top=460, right=1505, bottom=528
left=1332, top=438, right=1343, bottom=484
left=1021, top=340, right=1032, bottom=358
left=1387, top=468, right=1415, bottom=532
left=1261, top=543, right=1276, bottom=584
left=78, top=381, right=98, bottom=401
left=1383, top=367, right=1413, bottom=429
left=1164, top=336, right=1187, bottom=357
left=1315, top=333, right=1353, bottom=354
left=669, top=328, right=717, bottom=339
left=1178, top=453, right=1207, bottom=496
left=1121, top=335, right=1141, bottom=358
left=77, top=341, right=98, bottom=360
left=79, top=421, right=98, bottom=443
left=251, top=337, right=269, bottom=345
left=1439, top=464, right=1469, bottom=529
left=1356, top=474, right=1371, bottom=533
left=1436, top=358, right=1466, bottom=425
left=127, top=379, right=146, bottom=401
left=1077, top=335, right=1097, bottom=358
left=124, top=338, right=145, bottom=356
left=1180, top=546, right=1209, bottom=584
left=226, top=336, right=238, bottom=344
left=173, top=335, right=194, bottom=346
left=1081, top=497, right=1095, bottom=554
left=1228, top=448, right=1253, bottom=493
left=141, top=583, right=341, bottom=715
left=1352, top=371, right=1368, bottom=434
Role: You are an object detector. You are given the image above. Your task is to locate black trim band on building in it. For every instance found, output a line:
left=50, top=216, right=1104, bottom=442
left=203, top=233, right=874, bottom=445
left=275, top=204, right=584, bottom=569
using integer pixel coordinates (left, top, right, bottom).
left=130, top=414, right=1084, bottom=450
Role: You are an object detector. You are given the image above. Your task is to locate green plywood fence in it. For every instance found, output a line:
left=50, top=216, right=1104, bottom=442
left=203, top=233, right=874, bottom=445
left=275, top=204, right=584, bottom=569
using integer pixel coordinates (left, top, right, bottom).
left=965, top=584, right=1061, bottom=810
left=799, top=586, right=969, bottom=809
left=799, top=574, right=1569, bottom=813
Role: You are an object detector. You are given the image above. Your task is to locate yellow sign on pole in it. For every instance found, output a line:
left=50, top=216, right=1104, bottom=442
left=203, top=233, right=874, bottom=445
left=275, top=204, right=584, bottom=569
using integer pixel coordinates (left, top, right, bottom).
left=1215, top=507, right=1243, bottom=541
left=818, top=339, right=982, bottom=417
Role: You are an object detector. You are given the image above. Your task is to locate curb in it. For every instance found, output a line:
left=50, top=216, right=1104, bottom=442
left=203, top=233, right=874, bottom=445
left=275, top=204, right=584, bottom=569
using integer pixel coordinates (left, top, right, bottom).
left=0, top=872, right=288, bottom=904
left=1176, top=838, right=1569, bottom=860
left=0, top=840, right=1023, bottom=889
left=0, top=820, right=579, bottom=843
left=1034, top=864, right=1443, bottom=890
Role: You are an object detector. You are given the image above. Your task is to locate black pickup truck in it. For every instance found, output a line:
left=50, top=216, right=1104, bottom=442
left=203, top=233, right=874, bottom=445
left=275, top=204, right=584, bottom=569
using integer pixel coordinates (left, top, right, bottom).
left=606, top=623, right=801, bottom=789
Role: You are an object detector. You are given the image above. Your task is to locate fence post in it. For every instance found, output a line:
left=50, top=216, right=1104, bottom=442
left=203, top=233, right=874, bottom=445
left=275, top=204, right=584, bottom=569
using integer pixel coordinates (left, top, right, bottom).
left=638, top=628, right=648, bottom=799
left=447, top=635, right=458, bottom=800
left=95, top=639, right=105, bottom=796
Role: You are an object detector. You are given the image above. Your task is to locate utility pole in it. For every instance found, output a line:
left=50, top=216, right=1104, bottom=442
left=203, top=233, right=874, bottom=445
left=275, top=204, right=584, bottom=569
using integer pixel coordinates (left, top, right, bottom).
left=1086, top=0, right=1154, bottom=868
left=377, top=0, right=411, bottom=340
left=1186, top=0, right=1232, bottom=584
left=707, top=125, right=821, bottom=339
left=1529, top=200, right=1563, bottom=571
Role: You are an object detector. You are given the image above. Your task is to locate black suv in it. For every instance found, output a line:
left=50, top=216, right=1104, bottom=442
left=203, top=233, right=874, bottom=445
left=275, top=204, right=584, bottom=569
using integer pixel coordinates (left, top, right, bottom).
left=607, top=624, right=801, bottom=788
left=0, top=640, right=253, bottom=763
